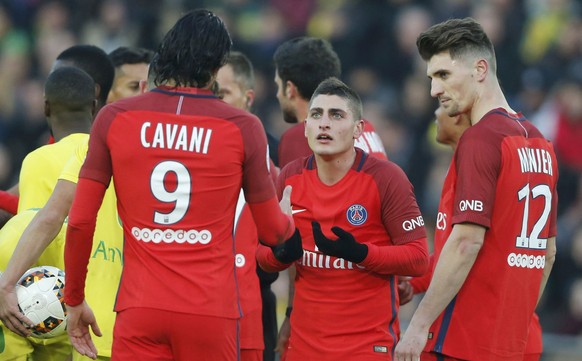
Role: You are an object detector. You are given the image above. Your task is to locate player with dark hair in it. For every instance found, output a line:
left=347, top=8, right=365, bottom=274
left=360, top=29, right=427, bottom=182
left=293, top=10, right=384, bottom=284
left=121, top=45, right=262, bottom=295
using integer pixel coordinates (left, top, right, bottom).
left=0, top=66, right=96, bottom=361
left=18, top=67, right=96, bottom=213
left=395, top=18, right=558, bottom=360
left=64, top=9, right=295, bottom=361
left=0, top=47, right=151, bottom=360
left=53, top=45, right=115, bottom=111
left=107, top=46, right=154, bottom=103
left=406, top=107, right=544, bottom=361
left=257, top=77, right=429, bottom=360
left=274, top=37, right=386, bottom=168
left=272, top=37, right=389, bottom=359
left=0, top=45, right=115, bottom=217
left=217, top=51, right=280, bottom=361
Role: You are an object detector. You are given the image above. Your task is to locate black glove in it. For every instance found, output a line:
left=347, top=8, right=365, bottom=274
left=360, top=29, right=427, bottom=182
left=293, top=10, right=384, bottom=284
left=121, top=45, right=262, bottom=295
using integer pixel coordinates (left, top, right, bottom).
left=271, top=228, right=303, bottom=264
left=312, top=221, right=368, bottom=263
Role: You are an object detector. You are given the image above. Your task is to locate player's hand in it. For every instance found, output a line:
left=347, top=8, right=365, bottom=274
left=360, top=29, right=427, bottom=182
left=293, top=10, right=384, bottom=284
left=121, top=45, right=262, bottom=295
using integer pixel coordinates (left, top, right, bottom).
left=272, top=228, right=303, bottom=264
left=394, top=324, right=429, bottom=361
left=66, top=300, right=102, bottom=360
left=398, top=276, right=414, bottom=306
left=312, top=221, right=368, bottom=263
left=0, top=280, right=33, bottom=337
left=275, top=314, right=291, bottom=357
left=279, top=185, right=292, bottom=216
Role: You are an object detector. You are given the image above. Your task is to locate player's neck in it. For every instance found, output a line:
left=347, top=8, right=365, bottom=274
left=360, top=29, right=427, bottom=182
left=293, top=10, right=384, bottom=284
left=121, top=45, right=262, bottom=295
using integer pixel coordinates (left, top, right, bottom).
left=314, top=148, right=357, bottom=186
left=295, top=98, right=309, bottom=123
left=471, top=82, right=515, bottom=125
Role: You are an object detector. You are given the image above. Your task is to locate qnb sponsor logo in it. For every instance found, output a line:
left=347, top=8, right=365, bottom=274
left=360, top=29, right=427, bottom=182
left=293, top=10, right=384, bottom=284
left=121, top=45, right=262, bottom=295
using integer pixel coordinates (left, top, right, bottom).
left=299, top=249, right=366, bottom=270
left=131, top=227, right=212, bottom=244
left=507, top=253, right=546, bottom=269
left=402, top=216, right=424, bottom=231
left=458, top=199, right=483, bottom=212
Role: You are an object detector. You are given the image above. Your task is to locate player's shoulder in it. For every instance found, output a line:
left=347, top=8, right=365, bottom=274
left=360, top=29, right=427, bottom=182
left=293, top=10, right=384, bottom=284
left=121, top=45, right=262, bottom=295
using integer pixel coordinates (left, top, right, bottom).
left=280, top=123, right=305, bottom=140
left=337, top=148, right=405, bottom=189
left=279, top=154, right=311, bottom=179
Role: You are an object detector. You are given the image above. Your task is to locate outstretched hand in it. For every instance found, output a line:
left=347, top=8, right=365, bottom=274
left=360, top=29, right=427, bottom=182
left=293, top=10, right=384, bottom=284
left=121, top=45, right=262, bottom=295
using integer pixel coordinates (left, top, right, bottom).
left=312, top=221, right=368, bottom=263
left=66, top=300, right=102, bottom=360
left=0, top=281, right=33, bottom=337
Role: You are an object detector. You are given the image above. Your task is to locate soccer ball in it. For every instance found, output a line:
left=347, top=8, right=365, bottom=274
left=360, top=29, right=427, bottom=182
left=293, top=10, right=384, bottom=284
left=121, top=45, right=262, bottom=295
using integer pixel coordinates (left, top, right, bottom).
left=16, top=266, right=67, bottom=339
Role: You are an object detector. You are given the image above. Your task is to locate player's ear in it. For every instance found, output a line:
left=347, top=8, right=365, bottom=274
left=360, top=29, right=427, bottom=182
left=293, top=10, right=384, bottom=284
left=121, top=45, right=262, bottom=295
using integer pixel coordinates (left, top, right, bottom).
left=244, top=89, right=255, bottom=109
left=475, top=58, right=488, bottom=82
left=285, top=81, right=298, bottom=99
left=353, top=119, right=364, bottom=139
left=139, top=79, right=149, bottom=94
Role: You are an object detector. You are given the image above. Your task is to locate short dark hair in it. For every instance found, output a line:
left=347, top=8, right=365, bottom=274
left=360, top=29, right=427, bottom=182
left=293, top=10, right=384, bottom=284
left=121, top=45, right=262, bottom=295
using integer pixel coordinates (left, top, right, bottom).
left=108, top=46, right=154, bottom=68
left=56, top=45, right=115, bottom=105
left=274, top=37, right=341, bottom=99
left=224, top=51, right=254, bottom=90
left=45, top=66, right=95, bottom=111
left=416, top=17, right=496, bottom=73
left=152, top=9, right=232, bottom=88
left=311, top=77, right=362, bottom=121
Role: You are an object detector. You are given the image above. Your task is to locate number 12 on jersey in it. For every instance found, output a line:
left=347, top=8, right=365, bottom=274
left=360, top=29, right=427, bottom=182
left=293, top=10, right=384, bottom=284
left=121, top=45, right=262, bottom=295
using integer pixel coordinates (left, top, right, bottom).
left=515, top=183, right=551, bottom=250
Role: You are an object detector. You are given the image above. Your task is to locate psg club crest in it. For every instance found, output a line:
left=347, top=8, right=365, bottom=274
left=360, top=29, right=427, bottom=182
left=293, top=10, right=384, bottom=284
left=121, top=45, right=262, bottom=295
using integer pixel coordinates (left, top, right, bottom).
left=346, top=204, right=367, bottom=226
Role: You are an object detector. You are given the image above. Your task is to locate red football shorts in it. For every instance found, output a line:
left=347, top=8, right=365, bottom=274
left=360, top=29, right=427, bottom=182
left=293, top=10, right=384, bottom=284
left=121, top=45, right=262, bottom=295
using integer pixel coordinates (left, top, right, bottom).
left=112, top=307, right=238, bottom=361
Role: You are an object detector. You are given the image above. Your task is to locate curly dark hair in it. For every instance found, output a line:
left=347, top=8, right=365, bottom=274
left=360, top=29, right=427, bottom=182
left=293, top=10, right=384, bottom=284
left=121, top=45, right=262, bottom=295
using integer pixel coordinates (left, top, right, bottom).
left=152, top=9, right=232, bottom=88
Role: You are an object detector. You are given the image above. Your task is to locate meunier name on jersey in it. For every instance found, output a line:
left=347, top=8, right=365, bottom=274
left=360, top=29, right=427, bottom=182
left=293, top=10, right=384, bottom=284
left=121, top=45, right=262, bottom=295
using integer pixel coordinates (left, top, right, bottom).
left=140, top=121, right=212, bottom=154
left=517, top=147, right=553, bottom=175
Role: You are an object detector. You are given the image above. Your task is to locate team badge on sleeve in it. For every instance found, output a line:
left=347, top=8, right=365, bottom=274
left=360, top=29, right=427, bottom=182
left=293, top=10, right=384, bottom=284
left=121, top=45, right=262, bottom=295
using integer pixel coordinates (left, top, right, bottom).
left=346, top=204, right=367, bottom=226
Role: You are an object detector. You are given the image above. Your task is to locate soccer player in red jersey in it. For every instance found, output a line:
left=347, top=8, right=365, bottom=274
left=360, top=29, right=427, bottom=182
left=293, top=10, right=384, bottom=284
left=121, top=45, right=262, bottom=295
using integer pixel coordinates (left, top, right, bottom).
left=63, top=9, right=295, bottom=361
left=409, top=107, right=544, bottom=360
left=257, top=78, right=429, bottom=361
left=274, top=37, right=387, bottom=168
left=217, top=51, right=279, bottom=361
left=272, top=37, right=390, bottom=359
left=395, top=18, right=558, bottom=361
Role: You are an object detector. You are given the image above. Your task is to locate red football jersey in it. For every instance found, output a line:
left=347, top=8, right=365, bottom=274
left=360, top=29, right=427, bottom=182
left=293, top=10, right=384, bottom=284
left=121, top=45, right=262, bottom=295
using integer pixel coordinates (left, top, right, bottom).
left=425, top=109, right=558, bottom=360
left=278, top=119, right=387, bottom=168
left=258, top=149, right=428, bottom=360
left=234, top=194, right=264, bottom=350
left=73, top=86, right=282, bottom=319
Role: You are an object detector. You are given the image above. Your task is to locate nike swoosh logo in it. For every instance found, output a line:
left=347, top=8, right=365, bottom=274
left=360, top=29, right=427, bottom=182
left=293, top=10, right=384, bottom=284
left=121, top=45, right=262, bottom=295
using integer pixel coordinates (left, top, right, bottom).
left=291, top=209, right=307, bottom=215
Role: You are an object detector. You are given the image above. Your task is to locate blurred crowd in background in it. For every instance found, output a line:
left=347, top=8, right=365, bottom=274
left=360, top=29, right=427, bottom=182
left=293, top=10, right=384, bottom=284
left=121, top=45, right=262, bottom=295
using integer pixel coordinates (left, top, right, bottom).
left=1, top=0, right=582, bottom=339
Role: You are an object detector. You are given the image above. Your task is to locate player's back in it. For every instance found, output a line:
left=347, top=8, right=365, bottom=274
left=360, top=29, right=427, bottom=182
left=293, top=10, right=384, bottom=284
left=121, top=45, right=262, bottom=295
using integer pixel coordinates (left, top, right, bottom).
left=18, top=134, right=89, bottom=212
left=428, top=109, right=558, bottom=360
left=85, top=86, right=274, bottom=319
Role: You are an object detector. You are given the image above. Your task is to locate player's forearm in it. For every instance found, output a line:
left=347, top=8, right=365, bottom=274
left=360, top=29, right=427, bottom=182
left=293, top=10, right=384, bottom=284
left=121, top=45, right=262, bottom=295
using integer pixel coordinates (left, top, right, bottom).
left=361, top=238, right=429, bottom=276
left=538, top=237, right=556, bottom=305
left=0, top=206, right=68, bottom=288
left=410, top=254, right=435, bottom=294
left=408, top=225, right=484, bottom=331
left=249, top=197, right=295, bottom=246
left=256, top=244, right=291, bottom=273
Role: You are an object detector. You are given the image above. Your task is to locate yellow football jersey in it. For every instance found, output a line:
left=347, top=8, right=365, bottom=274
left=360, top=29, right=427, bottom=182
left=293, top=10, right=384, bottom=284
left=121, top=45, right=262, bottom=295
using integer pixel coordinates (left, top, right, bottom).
left=18, top=134, right=89, bottom=213
left=60, top=142, right=123, bottom=359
